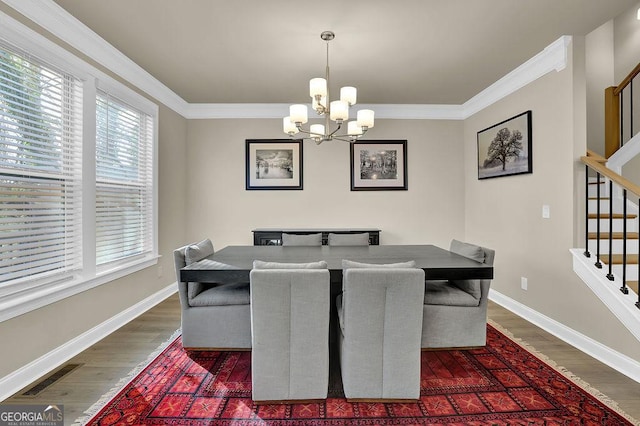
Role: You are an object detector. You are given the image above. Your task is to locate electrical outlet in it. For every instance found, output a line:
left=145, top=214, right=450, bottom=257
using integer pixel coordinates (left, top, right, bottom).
left=521, top=277, right=528, bottom=290
left=157, top=265, right=163, bottom=278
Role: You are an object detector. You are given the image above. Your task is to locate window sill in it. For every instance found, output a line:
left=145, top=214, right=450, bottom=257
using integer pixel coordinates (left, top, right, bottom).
left=0, top=255, right=160, bottom=323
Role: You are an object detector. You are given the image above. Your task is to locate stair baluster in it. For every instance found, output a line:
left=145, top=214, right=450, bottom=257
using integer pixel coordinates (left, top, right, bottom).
left=620, top=89, right=624, bottom=148
left=584, top=165, right=590, bottom=258
left=581, top=152, right=640, bottom=313
left=595, top=172, right=602, bottom=269
left=621, top=189, right=629, bottom=294
left=631, top=79, right=634, bottom=138
left=607, top=180, right=615, bottom=280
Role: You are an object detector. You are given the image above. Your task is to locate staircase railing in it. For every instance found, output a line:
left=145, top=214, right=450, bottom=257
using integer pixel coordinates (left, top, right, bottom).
left=582, top=150, right=640, bottom=310
left=605, top=62, right=640, bottom=158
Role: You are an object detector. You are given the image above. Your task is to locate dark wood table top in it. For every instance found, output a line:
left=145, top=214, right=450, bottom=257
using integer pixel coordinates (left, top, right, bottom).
left=180, top=244, right=493, bottom=283
left=252, top=228, right=381, bottom=232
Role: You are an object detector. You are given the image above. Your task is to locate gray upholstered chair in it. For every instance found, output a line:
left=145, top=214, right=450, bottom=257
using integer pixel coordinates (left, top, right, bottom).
left=250, top=261, right=330, bottom=402
left=421, top=239, right=495, bottom=349
left=337, top=264, right=425, bottom=400
left=173, top=239, right=251, bottom=349
left=327, top=232, right=369, bottom=246
left=281, top=232, right=322, bottom=246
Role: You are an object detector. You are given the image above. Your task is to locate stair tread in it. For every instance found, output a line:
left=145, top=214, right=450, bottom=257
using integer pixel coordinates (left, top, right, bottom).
left=588, top=197, right=610, bottom=200
left=625, top=281, right=639, bottom=293
left=588, top=232, right=639, bottom=239
left=587, top=213, right=638, bottom=219
left=599, top=254, right=639, bottom=264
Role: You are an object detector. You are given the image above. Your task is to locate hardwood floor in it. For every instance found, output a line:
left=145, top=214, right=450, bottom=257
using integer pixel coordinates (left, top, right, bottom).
left=4, top=295, right=640, bottom=425
left=5, top=294, right=182, bottom=425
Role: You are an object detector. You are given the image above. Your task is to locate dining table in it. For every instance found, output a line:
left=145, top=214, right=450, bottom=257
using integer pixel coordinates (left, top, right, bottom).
left=180, top=244, right=493, bottom=370
left=180, top=244, right=493, bottom=284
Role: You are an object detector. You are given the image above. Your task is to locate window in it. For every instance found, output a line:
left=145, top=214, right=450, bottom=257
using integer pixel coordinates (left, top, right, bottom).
left=0, top=17, right=158, bottom=321
left=96, top=92, right=154, bottom=266
left=0, top=41, right=83, bottom=287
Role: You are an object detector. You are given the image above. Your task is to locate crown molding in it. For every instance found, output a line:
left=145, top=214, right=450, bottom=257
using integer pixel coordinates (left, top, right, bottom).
left=368, top=104, right=466, bottom=120
left=1, top=0, right=189, bottom=115
left=462, top=36, right=571, bottom=118
left=184, top=103, right=466, bottom=120
left=2, top=1, right=570, bottom=121
left=185, top=103, right=291, bottom=119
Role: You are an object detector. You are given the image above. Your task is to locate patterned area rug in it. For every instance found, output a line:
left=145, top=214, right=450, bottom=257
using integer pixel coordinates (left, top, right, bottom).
left=76, top=324, right=638, bottom=425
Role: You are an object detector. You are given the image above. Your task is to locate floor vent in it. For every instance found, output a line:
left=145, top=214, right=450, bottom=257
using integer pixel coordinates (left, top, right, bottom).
left=22, top=363, right=82, bottom=396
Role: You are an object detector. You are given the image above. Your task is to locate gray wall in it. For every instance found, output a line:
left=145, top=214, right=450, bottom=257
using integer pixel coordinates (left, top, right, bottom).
left=616, top=2, right=640, bottom=185
left=186, top=119, right=466, bottom=249
left=464, top=39, right=640, bottom=359
left=614, top=1, right=640, bottom=83
left=586, top=20, right=614, bottom=155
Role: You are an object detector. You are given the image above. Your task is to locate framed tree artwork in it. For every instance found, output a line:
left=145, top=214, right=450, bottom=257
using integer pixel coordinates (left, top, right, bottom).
left=350, top=140, right=408, bottom=191
left=245, top=139, right=303, bottom=190
left=477, top=110, right=532, bottom=179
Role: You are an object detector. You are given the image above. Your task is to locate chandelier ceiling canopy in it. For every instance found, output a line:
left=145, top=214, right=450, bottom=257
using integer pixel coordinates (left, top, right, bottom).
left=283, top=31, right=375, bottom=145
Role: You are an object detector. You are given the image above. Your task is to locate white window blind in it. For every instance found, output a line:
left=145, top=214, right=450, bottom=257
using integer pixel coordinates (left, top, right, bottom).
left=0, top=42, right=83, bottom=286
left=96, top=91, right=153, bottom=266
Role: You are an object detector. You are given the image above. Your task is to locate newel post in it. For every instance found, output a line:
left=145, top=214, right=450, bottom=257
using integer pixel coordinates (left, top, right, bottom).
left=604, top=86, right=620, bottom=158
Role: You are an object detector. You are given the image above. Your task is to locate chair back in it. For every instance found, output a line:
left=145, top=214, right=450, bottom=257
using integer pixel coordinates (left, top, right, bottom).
left=249, top=268, right=330, bottom=401
left=282, top=232, right=322, bottom=246
left=173, top=245, right=188, bottom=283
left=173, top=239, right=215, bottom=305
left=339, top=268, right=425, bottom=399
left=450, top=239, right=494, bottom=266
left=327, top=232, right=369, bottom=246
left=449, top=239, right=494, bottom=300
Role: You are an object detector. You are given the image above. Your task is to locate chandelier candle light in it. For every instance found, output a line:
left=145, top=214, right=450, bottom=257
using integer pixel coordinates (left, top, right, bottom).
left=283, top=31, right=375, bottom=144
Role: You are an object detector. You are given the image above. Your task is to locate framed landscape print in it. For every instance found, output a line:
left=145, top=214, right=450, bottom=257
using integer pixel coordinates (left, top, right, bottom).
left=477, top=110, right=532, bottom=179
left=350, top=140, right=407, bottom=191
left=245, top=139, right=303, bottom=190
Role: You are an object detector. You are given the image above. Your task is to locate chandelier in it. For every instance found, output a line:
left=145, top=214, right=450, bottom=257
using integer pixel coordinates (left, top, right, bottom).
left=283, top=31, right=375, bottom=144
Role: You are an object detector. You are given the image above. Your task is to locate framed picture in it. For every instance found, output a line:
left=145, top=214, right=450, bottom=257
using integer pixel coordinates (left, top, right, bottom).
left=350, top=140, right=407, bottom=191
left=477, top=110, right=532, bottom=179
left=246, top=139, right=303, bottom=190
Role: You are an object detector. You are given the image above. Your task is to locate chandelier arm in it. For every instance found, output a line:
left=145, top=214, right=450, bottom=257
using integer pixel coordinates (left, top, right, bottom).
left=332, top=127, right=369, bottom=140
left=290, top=125, right=368, bottom=140
left=293, top=126, right=315, bottom=137
left=327, top=122, right=343, bottom=137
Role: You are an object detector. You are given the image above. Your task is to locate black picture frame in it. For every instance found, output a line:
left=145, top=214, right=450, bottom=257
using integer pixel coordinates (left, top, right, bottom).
left=245, top=139, right=303, bottom=190
left=350, top=140, right=408, bottom=191
left=477, top=110, right=532, bottom=180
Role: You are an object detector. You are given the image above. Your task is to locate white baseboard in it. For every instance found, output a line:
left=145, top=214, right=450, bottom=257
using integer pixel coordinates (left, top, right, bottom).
left=0, top=283, right=178, bottom=402
left=489, top=289, right=640, bottom=383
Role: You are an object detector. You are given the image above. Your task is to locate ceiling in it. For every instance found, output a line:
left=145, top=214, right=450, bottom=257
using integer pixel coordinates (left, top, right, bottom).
left=50, top=0, right=638, bottom=105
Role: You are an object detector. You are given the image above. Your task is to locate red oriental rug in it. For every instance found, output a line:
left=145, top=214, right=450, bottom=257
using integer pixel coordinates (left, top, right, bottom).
left=76, top=324, right=638, bottom=425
